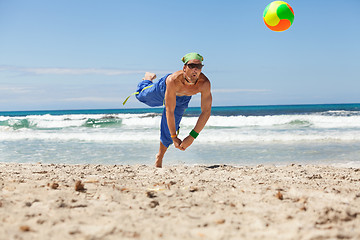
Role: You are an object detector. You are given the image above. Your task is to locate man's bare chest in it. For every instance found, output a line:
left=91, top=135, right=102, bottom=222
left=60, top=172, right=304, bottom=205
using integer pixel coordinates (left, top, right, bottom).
left=176, top=85, right=201, bottom=96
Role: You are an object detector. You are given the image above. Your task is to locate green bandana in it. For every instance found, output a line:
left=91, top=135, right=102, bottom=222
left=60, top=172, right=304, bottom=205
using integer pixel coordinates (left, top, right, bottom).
left=181, top=52, right=204, bottom=64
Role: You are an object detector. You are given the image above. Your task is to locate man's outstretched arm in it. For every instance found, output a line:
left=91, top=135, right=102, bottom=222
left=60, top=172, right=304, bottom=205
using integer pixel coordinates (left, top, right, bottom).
left=181, top=81, right=212, bottom=150
left=165, top=79, right=184, bottom=150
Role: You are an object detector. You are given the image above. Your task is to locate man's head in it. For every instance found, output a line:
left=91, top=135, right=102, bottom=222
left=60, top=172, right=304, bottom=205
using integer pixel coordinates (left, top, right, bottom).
left=182, top=52, right=203, bottom=64
left=182, top=52, right=204, bottom=82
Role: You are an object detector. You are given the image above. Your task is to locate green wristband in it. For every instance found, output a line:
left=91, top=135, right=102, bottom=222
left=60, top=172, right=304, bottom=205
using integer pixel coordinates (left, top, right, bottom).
left=189, top=129, right=199, bottom=139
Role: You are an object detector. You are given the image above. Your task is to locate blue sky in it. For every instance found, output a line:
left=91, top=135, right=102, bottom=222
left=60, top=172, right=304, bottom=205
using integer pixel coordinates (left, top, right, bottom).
left=1, top=0, right=359, bottom=111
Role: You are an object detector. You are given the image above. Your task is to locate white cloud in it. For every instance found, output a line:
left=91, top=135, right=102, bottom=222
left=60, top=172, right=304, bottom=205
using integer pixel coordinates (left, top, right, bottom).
left=0, top=86, right=33, bottom=94
left=212, top=88, right=270, bottom=93
left=62, top=97, right=120, bottom=102
left=22, top=67, right=144, bottom=76
left=0, top=65, right=145, bottom=76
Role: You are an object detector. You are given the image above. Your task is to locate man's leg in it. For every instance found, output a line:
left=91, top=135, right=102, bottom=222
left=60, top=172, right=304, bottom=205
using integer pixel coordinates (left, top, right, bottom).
left=157, top=107, right=174, bottom=168
left=155, top=142, right=168, bottom=168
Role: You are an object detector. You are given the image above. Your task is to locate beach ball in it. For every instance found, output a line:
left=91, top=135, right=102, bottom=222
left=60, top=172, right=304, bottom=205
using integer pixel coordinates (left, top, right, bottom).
left=263, top=1, right=294, bottom=32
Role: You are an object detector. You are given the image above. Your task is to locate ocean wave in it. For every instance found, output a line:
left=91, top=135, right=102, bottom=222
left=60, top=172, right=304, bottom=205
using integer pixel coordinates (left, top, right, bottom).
left=1, top=127, right=360, bottom=143
left=2, top=113, right=360, bottom=130
left=184, top=115, right=360, bottom=129
left=84, top=117, right=123, bottom=128
left=1, top=114, right=127, bottom=130
left=200, top=130, right=360, bottom=143
left=323, top=110, right=360, bottom=116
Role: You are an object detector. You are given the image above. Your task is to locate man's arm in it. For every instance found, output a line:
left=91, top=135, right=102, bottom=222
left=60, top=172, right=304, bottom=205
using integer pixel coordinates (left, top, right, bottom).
left=180, top=80, right=212, bottom=150
left=165, top=78, right=184, bottom=150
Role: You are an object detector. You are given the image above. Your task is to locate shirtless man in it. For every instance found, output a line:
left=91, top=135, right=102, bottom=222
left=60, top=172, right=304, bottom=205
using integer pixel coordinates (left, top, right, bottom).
left=134, top=52, right=212, bottom=167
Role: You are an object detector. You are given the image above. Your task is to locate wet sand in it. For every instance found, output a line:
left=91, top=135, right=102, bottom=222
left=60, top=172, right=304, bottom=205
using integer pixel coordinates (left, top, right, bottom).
left=0, top=163, right=359, bottom=240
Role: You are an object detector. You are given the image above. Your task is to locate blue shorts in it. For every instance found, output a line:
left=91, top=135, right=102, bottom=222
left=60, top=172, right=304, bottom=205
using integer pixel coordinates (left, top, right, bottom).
left=136, top=73, right=191, bottom=147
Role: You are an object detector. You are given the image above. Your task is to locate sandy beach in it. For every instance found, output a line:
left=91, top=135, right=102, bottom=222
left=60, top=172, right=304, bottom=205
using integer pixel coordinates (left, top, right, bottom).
left=0, top=163, right=359, bottom=240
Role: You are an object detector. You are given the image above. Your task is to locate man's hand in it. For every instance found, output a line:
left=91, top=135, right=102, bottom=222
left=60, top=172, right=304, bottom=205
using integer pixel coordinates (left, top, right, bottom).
left=179, top=136, right=194, bottom=150
left=172, top=137, right=185, bottom=151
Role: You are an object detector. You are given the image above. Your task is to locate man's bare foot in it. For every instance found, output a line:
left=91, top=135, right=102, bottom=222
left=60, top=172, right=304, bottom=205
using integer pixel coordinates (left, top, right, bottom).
left=155, top=153, right=163, bottom=168
left=143, top=72, right=157, bottom=81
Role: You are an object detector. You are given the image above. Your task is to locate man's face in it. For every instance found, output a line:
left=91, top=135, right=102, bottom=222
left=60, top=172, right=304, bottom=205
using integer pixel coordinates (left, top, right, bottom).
left=183, top=59, right=203, bottom=81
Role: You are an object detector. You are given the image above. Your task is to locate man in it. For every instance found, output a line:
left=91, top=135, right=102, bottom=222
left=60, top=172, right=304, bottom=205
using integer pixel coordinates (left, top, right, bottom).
left=134, top=52, right=212, bottom=167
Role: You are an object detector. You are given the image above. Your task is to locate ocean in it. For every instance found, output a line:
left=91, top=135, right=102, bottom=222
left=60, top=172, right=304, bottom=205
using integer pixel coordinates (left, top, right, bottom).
left=1, top=103, right=360, bottom=167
